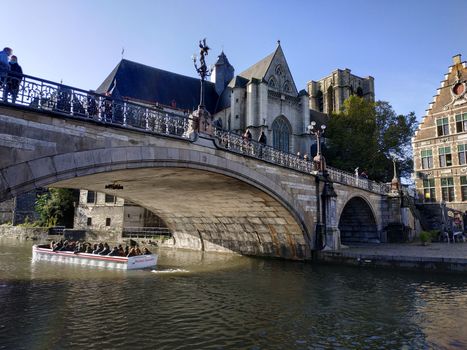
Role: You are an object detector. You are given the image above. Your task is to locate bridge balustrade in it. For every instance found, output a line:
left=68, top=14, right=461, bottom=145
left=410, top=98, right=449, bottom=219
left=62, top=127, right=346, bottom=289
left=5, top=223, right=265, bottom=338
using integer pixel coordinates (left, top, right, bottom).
left=0, top=73, right=389, bottom=195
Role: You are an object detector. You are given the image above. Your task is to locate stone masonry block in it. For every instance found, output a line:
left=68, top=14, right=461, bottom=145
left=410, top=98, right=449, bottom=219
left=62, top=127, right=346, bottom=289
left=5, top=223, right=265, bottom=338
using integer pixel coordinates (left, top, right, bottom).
left=110, top=148, right=127, bottom=164
left=52, top=153, right=77, bottom=174
left=27, top=157, right=56, bottom=181
left=3, top=163, right=33, bottom=189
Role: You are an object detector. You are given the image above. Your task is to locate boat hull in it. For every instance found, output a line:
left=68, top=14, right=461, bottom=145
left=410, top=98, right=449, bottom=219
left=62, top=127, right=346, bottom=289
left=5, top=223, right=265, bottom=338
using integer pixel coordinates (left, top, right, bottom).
left=32, top=245, right=157, bottom=270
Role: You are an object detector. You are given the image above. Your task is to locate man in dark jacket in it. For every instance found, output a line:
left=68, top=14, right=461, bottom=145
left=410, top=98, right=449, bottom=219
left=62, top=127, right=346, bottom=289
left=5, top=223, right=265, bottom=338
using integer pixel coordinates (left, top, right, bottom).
left=6, top=55, right=22, bottom=103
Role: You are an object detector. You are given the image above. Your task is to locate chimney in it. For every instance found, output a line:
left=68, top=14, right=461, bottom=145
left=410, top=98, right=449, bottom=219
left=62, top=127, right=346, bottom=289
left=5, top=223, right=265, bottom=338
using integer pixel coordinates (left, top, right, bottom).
left=453, top=54, right=462, bottom=65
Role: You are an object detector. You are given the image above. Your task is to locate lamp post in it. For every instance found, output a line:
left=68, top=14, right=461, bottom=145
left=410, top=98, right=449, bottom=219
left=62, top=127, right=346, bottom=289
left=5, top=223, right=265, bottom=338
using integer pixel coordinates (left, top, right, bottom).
left=190, top=38, right=213, bottom=134
left=308, top=121, right=327, bottom=173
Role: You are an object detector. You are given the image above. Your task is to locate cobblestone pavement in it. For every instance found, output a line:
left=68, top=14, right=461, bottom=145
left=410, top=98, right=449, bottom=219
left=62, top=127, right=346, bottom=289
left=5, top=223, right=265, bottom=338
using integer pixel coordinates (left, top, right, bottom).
left=341, top=243, right=467, bottom=259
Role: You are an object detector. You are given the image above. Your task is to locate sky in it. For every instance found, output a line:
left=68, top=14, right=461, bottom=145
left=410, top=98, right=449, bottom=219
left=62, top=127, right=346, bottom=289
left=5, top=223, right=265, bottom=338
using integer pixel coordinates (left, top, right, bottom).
left=4, top=0, right=467, bottom=120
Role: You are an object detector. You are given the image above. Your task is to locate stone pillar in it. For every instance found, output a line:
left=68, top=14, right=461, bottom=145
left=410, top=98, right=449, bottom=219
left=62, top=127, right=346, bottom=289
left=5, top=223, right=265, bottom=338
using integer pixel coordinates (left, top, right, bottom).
left=300, top=91, right=309, bottom=134
left=307, top=81, right=318, bottom=110
left=246, top=81, right=257, bottom=128
left=258, top=82, right=268, bottom=127
left=322, top=180, right=341, bottom=250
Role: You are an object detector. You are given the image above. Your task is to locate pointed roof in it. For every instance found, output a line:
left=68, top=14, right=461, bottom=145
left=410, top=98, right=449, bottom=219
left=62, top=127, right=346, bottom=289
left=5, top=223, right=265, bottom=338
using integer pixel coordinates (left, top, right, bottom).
left=237, top=49, right=276, bottom=82
left=96, top=59, right=218, bottom=113
left=214, top=51, right=233, bottom=67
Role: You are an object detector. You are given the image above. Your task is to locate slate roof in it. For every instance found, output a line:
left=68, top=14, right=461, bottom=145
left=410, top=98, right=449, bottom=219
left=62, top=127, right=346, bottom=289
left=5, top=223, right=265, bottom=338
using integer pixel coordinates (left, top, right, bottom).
left=96, top=59, right=218, bottom=113
left=237, top=50, right=275, bottom=82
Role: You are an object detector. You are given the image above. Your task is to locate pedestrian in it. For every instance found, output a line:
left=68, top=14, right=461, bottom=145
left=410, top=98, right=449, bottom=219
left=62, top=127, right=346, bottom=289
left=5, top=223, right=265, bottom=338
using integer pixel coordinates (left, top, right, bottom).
left=0, top=47, right=12, bottom=101
left=6, top=55, right=22, bottom=103
left=243, top=128, right=252, bottom=141
left=213, top=117, right=223, bottom=130
left=258, top=131, right=267, bottom=145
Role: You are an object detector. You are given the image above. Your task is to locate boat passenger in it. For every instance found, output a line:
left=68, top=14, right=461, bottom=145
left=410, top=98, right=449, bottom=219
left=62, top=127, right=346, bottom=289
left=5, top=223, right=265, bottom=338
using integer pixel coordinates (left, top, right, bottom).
left=135, top=246, right=142, bottom=255
left=107, top=246, right=120, bottom=256
left=124, top=246, right=129, bottom=256
left=143, top=247, right=151, bottom=255
left=49, top=240, right=55, bottom=249
left=93, top=243, right=104, bottom=254
left=58, top=240, right=69, bottom=251
left=85, top=244, right=93, bottom=253
left=53, top=240, right=63, bottom=251
left=127, top=247, right=136, bottom=257
left=117, top=244, right=125, bottom=256
left=99, top=243, right=111, bottom=255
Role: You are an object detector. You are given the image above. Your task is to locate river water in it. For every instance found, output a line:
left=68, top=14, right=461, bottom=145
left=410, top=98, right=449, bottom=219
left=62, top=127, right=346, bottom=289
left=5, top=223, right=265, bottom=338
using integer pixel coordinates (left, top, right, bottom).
left=1, top=239, right=467, bottom=350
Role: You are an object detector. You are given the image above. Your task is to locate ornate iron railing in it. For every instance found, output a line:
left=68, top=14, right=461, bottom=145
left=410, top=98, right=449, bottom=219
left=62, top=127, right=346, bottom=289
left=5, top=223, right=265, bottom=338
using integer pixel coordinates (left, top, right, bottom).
left=214, top=129, right=390, bottom=194
left=0, top=72, right=190, bottom=138
left=0, top=72, right=389, bottom=194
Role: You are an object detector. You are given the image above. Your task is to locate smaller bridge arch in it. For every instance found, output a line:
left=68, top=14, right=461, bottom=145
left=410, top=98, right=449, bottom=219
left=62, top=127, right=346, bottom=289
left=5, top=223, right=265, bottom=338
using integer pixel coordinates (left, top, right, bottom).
left=338, top=196, right=379, bottom=244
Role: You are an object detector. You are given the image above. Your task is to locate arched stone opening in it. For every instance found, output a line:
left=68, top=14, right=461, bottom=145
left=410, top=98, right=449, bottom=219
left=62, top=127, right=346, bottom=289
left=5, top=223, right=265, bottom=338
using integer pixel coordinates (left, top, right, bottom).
left=338, top=196, right=378, bottom=244
left=52, top=167, right=309, bottom=259
left=272, top=116, right=291, bottom=153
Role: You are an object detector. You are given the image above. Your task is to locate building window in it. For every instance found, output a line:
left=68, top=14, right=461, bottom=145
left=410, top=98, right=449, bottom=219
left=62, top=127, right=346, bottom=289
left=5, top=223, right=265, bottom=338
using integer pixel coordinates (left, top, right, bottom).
left=268, top=77, right=276, bottom=89
left=438, top=146, right=452, bottom=167
left=458, top=144, right=467, bottom=165
left=86, top=191, right=95, bottom=203
left=455, top=113, right=467, bottom=133
left=356, top=86, right=363, bottom=97
left=316, top=90, right=323, bottom=112
left=105, top=218, right=111, bottom=226
left=272, top=116, right=290, bottom=153
left=105, top=194, right=115, bottom=203
left=441, top=177, right=455, bottom=202
left=327, top=85, right=334, bottom=113
left=421, top=150, right=433, bottom=169
left=436, top=117, right=449, bottom=136
left=461, top=176, right=467, bottom=201
left=423, top=178, right=436, bottom=202
left=87, top=217, right=92, bottom=226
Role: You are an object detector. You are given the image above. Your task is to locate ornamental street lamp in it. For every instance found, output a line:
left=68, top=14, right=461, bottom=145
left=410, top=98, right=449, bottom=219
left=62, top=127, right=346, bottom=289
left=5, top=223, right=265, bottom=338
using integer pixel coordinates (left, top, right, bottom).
left=308, top=121, right=327, bottom=173
left=189, top=38, right=213, bottom=134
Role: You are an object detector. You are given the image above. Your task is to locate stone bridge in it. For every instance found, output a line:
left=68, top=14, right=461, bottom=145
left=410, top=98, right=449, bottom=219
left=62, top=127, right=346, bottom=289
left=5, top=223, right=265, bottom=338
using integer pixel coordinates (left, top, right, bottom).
left=0, top=76, right=402, bottom=260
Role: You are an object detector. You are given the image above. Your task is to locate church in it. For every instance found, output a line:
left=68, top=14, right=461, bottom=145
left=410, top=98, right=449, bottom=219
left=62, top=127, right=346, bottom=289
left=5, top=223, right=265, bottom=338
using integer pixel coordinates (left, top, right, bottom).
left=96, top=41, right=374, bottom=158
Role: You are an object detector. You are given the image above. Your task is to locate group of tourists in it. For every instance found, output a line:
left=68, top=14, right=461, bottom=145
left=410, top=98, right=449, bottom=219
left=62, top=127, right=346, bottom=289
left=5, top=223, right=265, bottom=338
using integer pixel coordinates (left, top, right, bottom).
left=50, top=240, right=152, bottom=257
left=0, top=47, right=23, bottom=103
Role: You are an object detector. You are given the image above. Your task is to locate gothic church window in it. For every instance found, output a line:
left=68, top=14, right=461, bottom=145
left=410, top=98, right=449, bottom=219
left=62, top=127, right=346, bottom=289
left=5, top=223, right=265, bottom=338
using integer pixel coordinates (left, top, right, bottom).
left=272, top=116, right=290, bottom=152
left=269, top=77, right=277, bottom=89
left=283, top=81, right=290, bottom=93
left=275, top=65, right=283, bottom=76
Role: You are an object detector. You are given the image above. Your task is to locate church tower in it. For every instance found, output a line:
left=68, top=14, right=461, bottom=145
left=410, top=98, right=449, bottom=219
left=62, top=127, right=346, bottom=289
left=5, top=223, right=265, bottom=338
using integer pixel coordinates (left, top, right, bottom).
left=211, top=51, right=234, bottom=96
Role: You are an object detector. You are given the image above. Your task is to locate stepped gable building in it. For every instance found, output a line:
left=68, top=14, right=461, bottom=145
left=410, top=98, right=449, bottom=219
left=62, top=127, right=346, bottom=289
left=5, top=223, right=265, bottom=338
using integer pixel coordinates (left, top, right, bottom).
left=97, top=42, right=372, bottom=156
left=413, top=54, right=467, bottom=211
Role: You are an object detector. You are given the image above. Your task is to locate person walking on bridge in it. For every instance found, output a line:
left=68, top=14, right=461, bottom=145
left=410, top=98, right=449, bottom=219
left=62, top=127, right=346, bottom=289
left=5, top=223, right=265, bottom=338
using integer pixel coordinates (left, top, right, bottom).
left=0, top=47, right=12, bottom=101
left=6, top=55, right=22, bottom=103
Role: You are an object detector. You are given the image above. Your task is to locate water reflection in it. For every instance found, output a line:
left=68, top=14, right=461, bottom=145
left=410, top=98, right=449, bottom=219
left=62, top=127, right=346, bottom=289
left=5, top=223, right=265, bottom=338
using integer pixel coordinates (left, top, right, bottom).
left=0, top=238, right=466, bottom=349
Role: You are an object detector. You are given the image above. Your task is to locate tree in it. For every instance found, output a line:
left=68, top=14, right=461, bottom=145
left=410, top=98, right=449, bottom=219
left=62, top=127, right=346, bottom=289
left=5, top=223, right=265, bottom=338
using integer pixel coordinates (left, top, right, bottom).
left=325, top=96, right=417, bottom=182
left=35, top=188, right=77, bottom=227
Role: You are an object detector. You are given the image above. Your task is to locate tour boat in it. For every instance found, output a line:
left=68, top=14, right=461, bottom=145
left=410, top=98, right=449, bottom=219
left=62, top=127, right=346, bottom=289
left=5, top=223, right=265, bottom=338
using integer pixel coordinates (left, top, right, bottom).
left=32, top=245, right=158, bottom=270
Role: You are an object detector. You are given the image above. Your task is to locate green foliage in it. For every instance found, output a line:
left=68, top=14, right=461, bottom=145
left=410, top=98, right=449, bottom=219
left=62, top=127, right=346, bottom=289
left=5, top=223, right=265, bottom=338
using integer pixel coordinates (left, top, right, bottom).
left=325, top=96, right=417, bottom=181
left=419, top=231, right=432, bottom=244
left=35, top=188, right=76, bottom=228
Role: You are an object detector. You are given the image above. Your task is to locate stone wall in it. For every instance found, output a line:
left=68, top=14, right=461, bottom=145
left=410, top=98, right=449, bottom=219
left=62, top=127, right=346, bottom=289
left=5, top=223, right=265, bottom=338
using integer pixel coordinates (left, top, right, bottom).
left=0, top=225, right=48, bottom=240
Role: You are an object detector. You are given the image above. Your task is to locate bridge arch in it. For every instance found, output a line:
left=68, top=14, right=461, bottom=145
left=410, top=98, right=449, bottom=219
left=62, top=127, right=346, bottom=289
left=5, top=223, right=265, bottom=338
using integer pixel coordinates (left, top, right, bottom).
left=1, top=139, right=313, bottom=259
left=338, top=196, right=378, bottom=244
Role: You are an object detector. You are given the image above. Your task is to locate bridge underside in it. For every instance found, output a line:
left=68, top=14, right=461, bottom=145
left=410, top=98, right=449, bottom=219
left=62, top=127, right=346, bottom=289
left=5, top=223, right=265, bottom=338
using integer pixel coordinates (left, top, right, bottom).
left=53, top=168, right=309, bottom=259
left=338, top=197, right=378, bottom=244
